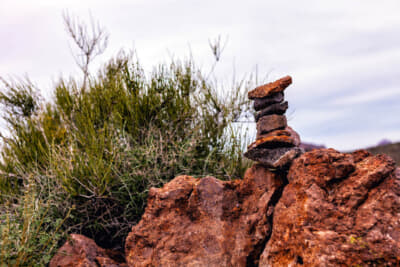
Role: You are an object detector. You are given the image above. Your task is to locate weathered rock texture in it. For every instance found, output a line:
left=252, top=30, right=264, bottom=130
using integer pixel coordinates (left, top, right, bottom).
left=52, top=149, right=400, bottom=266
left=125, top=166, right=285, bottom=266
left=260, top=149, right=400, bottom=266
left=50, top=234, right=127, bottom=267
left=255, top=101, right=288, bottom=121
left=248, top=135, right=296, bottom=150
left=256, top=126, right=300, bottom=147
left=245, top=76, right=303, bottom=170
left=253, top=92, right=284, bottom=111
left=248, top=76, right=292, bottom=99
left=245, top=147, right=304, bottom=170
left=256, top=114, right=287, bottom=135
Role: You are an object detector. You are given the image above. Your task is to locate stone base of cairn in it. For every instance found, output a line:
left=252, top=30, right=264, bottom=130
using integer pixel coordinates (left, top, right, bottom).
left=244, top=76, right=303, bottom=170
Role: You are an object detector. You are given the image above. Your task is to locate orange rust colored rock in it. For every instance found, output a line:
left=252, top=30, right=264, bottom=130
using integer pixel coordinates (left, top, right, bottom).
left=248, top=135, right=295, bottom=150
left=248, top=76, right=292, bottom=99
left=256, top=126, right=301, bottom=147
left=260, top=149, right=400, bottom=266
left=125, top=169, right=285, bottom=266
left=256, top=129, right=291, bottom=139
left=50, top=234, right=127, bottom=267
left=51, top=148, right=400, bottom=266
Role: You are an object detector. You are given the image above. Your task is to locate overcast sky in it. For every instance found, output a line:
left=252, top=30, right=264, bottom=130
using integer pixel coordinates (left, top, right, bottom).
left=1, top=0, right=400, bottom=150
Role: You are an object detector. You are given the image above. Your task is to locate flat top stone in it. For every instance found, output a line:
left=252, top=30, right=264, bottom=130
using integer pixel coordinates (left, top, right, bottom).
left=256, top=126, right=301, bottom=147
left=248, top=76, right=292, bottom=99
left=247, top=135, right=295, bottom=150
left=244, top=146, right=303, bottom=169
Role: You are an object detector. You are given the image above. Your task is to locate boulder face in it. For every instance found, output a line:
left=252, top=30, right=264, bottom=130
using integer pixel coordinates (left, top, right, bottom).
left=125, top=166, right=285, bottom=266
left=260, top=149, right=400, bottom=266
left=50, top=234, right=127, bottom=267
left=52, top=149, right=400, bottom=266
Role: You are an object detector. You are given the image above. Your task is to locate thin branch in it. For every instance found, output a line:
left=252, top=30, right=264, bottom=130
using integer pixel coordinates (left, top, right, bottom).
left=62, top=11, right=109, bottom=93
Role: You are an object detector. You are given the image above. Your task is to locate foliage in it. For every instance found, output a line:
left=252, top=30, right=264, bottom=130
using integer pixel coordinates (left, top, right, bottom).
left=0, top=176, right=71, bottom=266
left=0, top=15, right=253, bottom=259
left=0, top=52, right=252, bottom=248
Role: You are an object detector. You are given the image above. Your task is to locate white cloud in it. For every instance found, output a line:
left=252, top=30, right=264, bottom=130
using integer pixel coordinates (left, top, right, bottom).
left=329, top=87, right=400, bottom=106
left=1, top=0, right=400, bottom=150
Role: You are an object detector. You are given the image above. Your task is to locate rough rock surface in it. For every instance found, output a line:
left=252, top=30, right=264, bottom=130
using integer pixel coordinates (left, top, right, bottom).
left=244, top=147, right=303, bottom=169
left=260, top=149, right=400, bottom=266
left=248, top=76, right=292, bottom=99
left=256, top=126, right=300, bottom=147
left=256, top=114, right=287, bottom=135
left=52, top=149, right=400, bottom=266
left=248, top=135, right=296, bottom=150
left=246, top=75, right=301, bottom=170
left=255, top=101, right=288, bottom=121
left=50, top=234, right=127, bottom=267
left=253, top=92, right=284, bottom=111
left=125, top=166, right=285, bottom=266
left=256, top=129, right=291, bottom=139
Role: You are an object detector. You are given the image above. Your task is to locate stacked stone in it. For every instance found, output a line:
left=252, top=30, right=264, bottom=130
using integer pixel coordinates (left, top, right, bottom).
left=244, top=75, right=303, bottom=169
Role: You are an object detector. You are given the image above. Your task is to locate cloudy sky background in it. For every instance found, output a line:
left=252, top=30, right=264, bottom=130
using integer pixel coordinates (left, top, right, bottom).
left=1, top=0, right=400, bottom=150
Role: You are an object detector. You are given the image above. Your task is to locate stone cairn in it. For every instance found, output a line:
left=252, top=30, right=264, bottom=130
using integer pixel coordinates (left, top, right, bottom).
left=244, top=75, right=303, bottom=170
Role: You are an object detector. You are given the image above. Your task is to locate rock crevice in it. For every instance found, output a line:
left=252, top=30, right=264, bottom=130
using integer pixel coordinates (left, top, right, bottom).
left=123, top=165, right=286, bottom=266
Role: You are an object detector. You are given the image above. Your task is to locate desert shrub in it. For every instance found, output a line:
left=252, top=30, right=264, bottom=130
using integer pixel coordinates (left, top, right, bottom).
left=0, top=176, right=71, bottom=266
left=0, top=52, right=252, bottom=248
left=0, top=14, right=253, bottom=255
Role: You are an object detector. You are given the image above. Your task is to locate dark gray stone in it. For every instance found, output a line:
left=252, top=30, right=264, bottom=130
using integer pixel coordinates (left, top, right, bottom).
left=253, top=92, right=284, bottom=111
left=257, top=115, right=287, bottom=135
left=244, top=147, right=303, bottom=169
left=255, top=101, right=288, bottom=122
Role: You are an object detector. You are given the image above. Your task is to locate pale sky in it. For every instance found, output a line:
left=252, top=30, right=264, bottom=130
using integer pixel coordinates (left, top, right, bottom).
left=1, top=0, right=400, bottom=150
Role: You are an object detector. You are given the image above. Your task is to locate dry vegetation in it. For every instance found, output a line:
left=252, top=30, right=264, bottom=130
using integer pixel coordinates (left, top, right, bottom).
left=0, top=15, right=253, bottom=265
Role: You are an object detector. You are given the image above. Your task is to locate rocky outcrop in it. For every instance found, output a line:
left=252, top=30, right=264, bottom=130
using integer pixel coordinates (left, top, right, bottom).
left=52, top=149, right=400, bottom=266
left=260, top=149, right=400, bottom=266
left=125, top=166, right=285, bottom=266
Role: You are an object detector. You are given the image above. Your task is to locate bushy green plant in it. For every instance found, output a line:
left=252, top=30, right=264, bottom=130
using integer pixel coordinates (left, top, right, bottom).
left=0, top=54, right=252, bottom=247
left=0, top=176, right=71, bottom=266
left=0, top=15, right=252, bottom=250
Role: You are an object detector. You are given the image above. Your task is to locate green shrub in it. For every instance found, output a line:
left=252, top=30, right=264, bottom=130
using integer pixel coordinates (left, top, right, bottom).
left=0, top=52, right=252, bottom=247
left=0, top=14, right=253, bottom=252
left=0, top=176, right=71, bottom=266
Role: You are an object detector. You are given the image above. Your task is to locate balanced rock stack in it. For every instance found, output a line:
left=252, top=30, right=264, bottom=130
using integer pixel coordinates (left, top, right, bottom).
left=244, top=76, right=303, bottom=169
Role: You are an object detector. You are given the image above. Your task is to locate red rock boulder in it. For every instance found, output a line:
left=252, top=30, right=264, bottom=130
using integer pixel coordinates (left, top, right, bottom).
left=50, top=234, right=127, bottom=267
left=51, top=148, right=400, bottom=266
left=260, top=149, right=400, bottom=266
left=125, top=166, right=285, bottom=266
